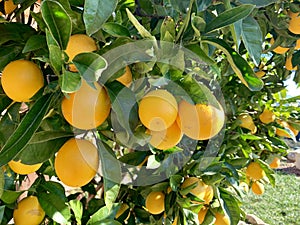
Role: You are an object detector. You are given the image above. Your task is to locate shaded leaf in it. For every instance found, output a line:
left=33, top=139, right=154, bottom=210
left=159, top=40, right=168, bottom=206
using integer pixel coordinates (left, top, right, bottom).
left=69, top=199, right=83, bottom=225
left=46, top=29, right=63, bottom=74
left=126, top=8, right=153, bottom=38
left=22, top=35, right=47, bottom=53
left=237, top=0, right=276, bottom=7
left=61, top=71, right=82, bottom=93
left=103, top=178, right=120, bottom=210
left=0, top=169, right=4, bottom=198
left=0, top=190, right=24, bottom=204
left=86, top=203, right=120, bottom=224
left=102, top=23, right=130, bottom=37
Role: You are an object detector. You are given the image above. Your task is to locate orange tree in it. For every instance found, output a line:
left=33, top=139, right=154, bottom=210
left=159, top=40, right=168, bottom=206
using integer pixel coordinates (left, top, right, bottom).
left=0, top=0, right=300, bottom=224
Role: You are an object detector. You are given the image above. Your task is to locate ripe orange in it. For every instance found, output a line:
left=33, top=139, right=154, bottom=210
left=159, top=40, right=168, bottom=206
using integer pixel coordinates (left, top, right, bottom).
left=61, top=80, right=111, bottom=130
left=269, top=38, right=289, bottom=54
left=54, top=138, right=99, bottom=187
left=255, top=71, right=266, bottom=78
left=177, top=100, right=224, bottom=140
left=275, top=120, right=298, bottom=138
left=251, top=181, right=264, bottom=195
left=269, top=157, right=280, bottom=169
left=237, top=113, right=257, bottom=134
left=138, top=89, right=178, bottom=131
left=288, top=11, right=300, bottom=34
left=1, top=60, right=44, bottom=102
left=295, top=39, right=300, bottom=50
left=181, top=177, right=213, bottom=204
left=145, top=191, right=165, bottom=215
left=172, top=216, right=178, bottom=225
left=214, top=212, right=230, bottom=225
left=8, top=160, right=42, bottom=175
left=148, top=121, right=182, bottom=150
left=259, top=108, right=275, bottom=124
left=13, top=196, right=45, bottom=225
left=246, top=162, right=265, bottom=181
left=116, top=66, right=132, bottom=87
left=0, top=0, right=17, bottom=15
left=198, top=206, right=208, bottom=224
left=285, top=55, right=297, bottom=71
left=65, top=34, right=98, bottom=72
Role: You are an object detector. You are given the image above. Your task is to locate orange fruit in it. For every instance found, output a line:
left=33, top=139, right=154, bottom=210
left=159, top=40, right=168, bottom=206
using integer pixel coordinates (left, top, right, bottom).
left=115, top=203, right=130, bottom=220
left=275, top=120, right=298, bottom=138
left=246, top=162, right=265, bottom=181
left=251, top=181, right=264, bottom=195
left=177, top=100, right=224, bottom=140
left=237, top=113, right=257, bottom=134
left=148, top=121, right=182, bottom=150
left=13, top=196, right=45, bottom=225
left=138, top=89, right=178, bottom=131
left=0, top=0, right=17, bottom=15
left=269, top=157, right=280, bottom=169
left=8, top=160, right=42, bottom=175
left=54, top=138, right=99, bottom=187
left=288, top=11, right=300, bottom=34
left=285, top=55, right=297, bottom=71
left=214, top=212, right=230, bottom=225
left=65, top=34, right=98, bottom=72
left=295, top=39, right=300, bottom=50
left=61, top=80, right=111, bottom=130
left=270, top=38, right=289, bottom=54
left=145, top=191, right=165, bottom=215
left=172, top=216, right=178, bottom=225
left=255, top=71, right=266, bottom=78
left=1, top=60, right=44, bottom=102
left=198, top=206, right=208, bottom=224
left=116, top=66, right=132, bottom=87
left=181, top=177, right=213, bottom=204
left=259, top=108, right=275, bottom=124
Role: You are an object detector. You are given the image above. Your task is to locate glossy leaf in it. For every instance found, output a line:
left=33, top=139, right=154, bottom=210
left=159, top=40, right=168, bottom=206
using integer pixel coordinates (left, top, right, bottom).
left=61, top=71, right=82, bottom=93
left=46, top=29, right=63, bottom=74
left=0, top=94, right=54, bottom=167
left=103, top=178, right=120, bottom=210
left=238, top=0, right=276, bottom=7
left=241, top=16, right=263, bottom=66
left=0, top=23, right=36, bottom=45
left=126, top=8, right=153, bottom=38
left=83, top=0, right=118, bottom=35
left=22, top=35, right=47, bottom=53
left=203, top=38, right=264, bottom=91
left=102, top=23, right=130, bottom=37
left=205, top=4, right=255, bottom=33
left=72, top=52, right=107, bottom=83
left=69, top=200, right=83, bottom=225
left=86, top=203, right=120, bottom=224
left=0, top=190, right=24, bottom=204
left=41, top=0, right=72, bottom=49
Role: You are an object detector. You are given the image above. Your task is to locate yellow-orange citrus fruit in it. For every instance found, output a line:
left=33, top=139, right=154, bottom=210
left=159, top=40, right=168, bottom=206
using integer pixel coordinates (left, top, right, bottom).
left=259, top=108, right=275, bottom=124
left=8, top=160, right=42, bottom=175
left=246, top=162, right=265, bottom=181
left=275, top=120, right=298, bottom=138
left=181, top=177, right=213, bottom=204
left=1, top=60, right=44, bottom=102
left=270, top=38, right=289, bottom=54
left=116, top=66, right=132, bottom=87
left=198, top=206, right=208, bottom=224
left=61, top=80, right=111, bottom=130
left=145, top=191, right=165, bottom=215
left=13, top=196, right=45, bottom=225
left=251, top=181, right=264, bottom=195
left=149, top=121, right=182, bottom=150
left=172, top=216, right=178, bottom=225
left=0, top=0, right=17, bottom=15
left=269, top=157, right=280, bottom=169
left=54, top=138, right=99, bottom=187
left=65, top=34, right=98, bottom=72
left=177, top=100, right=225, bottom=140
left=289, top=124, right=299, bottom=136
left=288, top=11, right=300, bottom=34
left=138, top=90, right=178, bottom=131
left=237, top=113, right=257, bottom=134
left=255, top=71, right=266, bottom=78
left=214, top=212, right=230, bottom=225
left=285, top=55, right=297, bottom=71
left=295, top=39, right=300, bottom=50
left=115, top=203, right=130, bottom=220
left=239, top=182, right=249, bottom=193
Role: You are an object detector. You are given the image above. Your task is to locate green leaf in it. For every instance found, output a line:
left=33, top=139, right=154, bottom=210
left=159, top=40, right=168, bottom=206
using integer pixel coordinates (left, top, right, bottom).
left=257, top=159, right=275, bottom=186
left=38, top=180, right=67, bottom=201
left=46, top=29, right=63, bottom=74
left=169, top=0, right=189, bottom=13
left=83, top=0, right=118, bottom=35
left=69, top=199, right=83, bottom=225
left=126, top=8, right=153, bottom=39
left=39, top=192, right=71, bottom=224
left=195, top=0, right=211, bottom=12
left=202, top=38, right=264, bottom=91
left=60, top=71, right=82, bottom=93
left=103, top=178, right=120, bottom=210
left=160, top=17, right=176, bottom=40
left=0, top=23, right=36, bottom=45
left=0, top=205, right=5, bottom=223
left=205, top=4, right=255, bottom=33
left=22, top=35, right=47, bottom=53
left=218, top=188, right=241, bottom=225
left=102, top=22, right=130, bottom=37
left=72, top=52, right=108, bottom=83
left=0, top=190, right=24, bottom=204
left=0, top=94, right=55, bottom=167
left=191, top=13, right=206, bottom=37
left=237, top=0, right=276, bottom=7
left=86, top=203, right=120, bottom=225
left=15, top=131, right=73, bottom=164
left=41, top=0, right=72, bottom=49
left=0, top=45, right=23, bottom=71
left=185, top=44, right=215, bottom=65
left=0, top=168, right=4, bottom=198
left=240, top=134, right=262, bottom=141
left=241, top=16, right=263, bottom=66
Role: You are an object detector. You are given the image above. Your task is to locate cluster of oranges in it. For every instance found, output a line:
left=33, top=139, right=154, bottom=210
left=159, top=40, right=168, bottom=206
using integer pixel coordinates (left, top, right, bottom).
left=245, top=162, right=266, bottom=195
left=144, top=177, right=229, bottom=225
